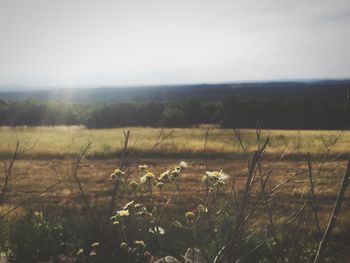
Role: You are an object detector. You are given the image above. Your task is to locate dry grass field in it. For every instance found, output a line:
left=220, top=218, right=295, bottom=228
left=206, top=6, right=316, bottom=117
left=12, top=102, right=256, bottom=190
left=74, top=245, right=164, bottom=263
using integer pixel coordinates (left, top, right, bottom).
left=4, top=158, right=350, bottom=222
left=1, top=126, right=350, bottom=262
left=0, top=126, right=349, bottom=158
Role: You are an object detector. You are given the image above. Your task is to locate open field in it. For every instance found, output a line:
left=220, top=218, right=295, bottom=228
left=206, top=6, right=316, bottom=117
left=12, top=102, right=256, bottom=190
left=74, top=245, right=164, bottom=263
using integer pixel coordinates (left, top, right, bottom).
left=3, top=157, right=350, bottom=221
left=1, top=126, right=350, bottom=223
left=1, top=126, right=350, bottom=262
left=0, top=126, right=349, bottom=159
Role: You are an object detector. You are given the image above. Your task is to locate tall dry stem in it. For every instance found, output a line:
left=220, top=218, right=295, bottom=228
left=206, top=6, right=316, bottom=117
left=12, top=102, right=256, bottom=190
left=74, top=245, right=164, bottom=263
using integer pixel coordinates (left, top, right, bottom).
left=313, top=156, right=350, bottom=263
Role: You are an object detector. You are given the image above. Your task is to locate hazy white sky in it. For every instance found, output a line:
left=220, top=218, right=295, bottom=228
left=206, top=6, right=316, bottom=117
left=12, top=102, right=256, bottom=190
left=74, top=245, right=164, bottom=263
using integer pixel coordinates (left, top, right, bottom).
left=0, top=0, right=350, bottom=86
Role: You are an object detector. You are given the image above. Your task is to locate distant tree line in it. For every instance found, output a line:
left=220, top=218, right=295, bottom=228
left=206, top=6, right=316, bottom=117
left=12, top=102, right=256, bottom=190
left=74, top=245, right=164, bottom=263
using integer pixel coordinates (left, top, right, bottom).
left=221, top=96, right=349, bottom=130
left=0, top=98, right=222, bottom=128
left=0, top=96, right=348, bottom=129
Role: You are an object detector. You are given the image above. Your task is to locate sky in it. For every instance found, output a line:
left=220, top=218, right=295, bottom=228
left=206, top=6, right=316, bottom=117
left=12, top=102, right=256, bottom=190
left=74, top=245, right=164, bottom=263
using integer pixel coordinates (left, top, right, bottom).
left=0, top=0, right=350, bottom=87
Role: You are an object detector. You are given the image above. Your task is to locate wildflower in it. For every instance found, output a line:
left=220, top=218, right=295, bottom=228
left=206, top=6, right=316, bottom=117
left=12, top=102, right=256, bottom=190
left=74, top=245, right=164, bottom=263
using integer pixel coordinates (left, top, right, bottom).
left=115, top=169, right=124, bottom=176
left=156, top=182, right=164, bottom=190
left=204, top=170, right=229, bottom=186
left=111, top=168, right=125, bottom=179
left=159, top=170, right=170, bottom=180
left=77, top=248, right=84, bottom=256
left=120, top=242, right=128, bottom=251
left=149, top=226, right=165, bottom=235
left=113, top=221, right=120, bottom=225
left=206, top=170, right=228, bottom=181
left=175, top=166, right=181, bottom=172
left=140, top=175, right=147, bottom=184
left=168, top=173, right=176, bottom=182
left=140, top=171, right=155, bottom=184
left=197, top=204, right=208, bottom=214
left=134, top=203, right=141, bottom=209
left=179, top=161, right=188, bottom=169
left=134, top=240, right=146, bottom=247
left=123, top=200, right=134, bottom=209
left=145, top=171, right=155, bottom=179
left=128, top=181, right=138, bottom=190
left=139, top=165, right=148, bottom=171
left=34, top=211, right=43, bottom=220
left=117, top=209, right=129, bottom=217
left=91, top=242, right=99, bottom=247
left=89, top=251, right=97, bottom=256
left=185, top=211, right=195, bottom=222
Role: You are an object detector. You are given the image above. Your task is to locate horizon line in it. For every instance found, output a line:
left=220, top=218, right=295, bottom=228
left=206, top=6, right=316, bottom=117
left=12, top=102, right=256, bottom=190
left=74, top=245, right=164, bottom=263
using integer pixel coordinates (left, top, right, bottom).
left=0, top=77, right=350, bottom=92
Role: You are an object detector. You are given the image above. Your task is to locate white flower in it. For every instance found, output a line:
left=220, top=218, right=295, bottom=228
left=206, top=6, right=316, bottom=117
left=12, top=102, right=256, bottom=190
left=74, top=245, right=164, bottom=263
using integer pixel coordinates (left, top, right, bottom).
left=77, top=248, right=84, bottom=256
left=149, top=226, right=165, bottom=235
left=139, top=165, right=148, bottom=170
left=134, top=240, right=145, bottom=247
left=91, top=242, right=99, bottom=247
left=179, top=161, right=188, bottom=169
left=206, top=170, right=228, bottom=182
left=140, top=175, right=147, bottom=184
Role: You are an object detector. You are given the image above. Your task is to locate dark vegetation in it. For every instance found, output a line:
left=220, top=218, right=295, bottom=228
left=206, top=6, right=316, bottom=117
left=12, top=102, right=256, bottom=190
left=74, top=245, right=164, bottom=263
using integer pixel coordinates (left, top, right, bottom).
left=0, top=80, right=349, bottom=129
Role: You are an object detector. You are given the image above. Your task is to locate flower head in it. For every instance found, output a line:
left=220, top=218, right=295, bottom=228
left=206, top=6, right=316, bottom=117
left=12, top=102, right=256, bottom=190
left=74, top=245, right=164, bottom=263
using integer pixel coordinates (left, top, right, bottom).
left=168, top=173, right=177, bottom=182
left=128, top=181, right=138, bottom=191
left=145, top=171, right=155, bottom=179
left=134, top=203, right=142, bottom=209
left=140, top=175, right=147, bottom=184
left=117, top=209, right=129, bottom=217
left=111, top=169, right=125, bottom=179
left=206, top=170, right=228, bottom=181
left=91, top=242, right=99, bottom=247
left=134, top=240, right=146, bottom=247
left=206, top=170, right=229, bottom=186
left=120, top=242, right=128, bottom=251
left=77, top=248, right=84, bottom=256
left=139, top=165, right=148, bottom=171
left=197, top=204, right=208, bottom=214
left=149, top=226, right=165, bottom=235
left=34, top=211, right=43, bottom=220
left=179, top=161, right=188, bottom=169
left=185, top=211, right=195, bottom=223
left=140, top=171, right=155, bottom=184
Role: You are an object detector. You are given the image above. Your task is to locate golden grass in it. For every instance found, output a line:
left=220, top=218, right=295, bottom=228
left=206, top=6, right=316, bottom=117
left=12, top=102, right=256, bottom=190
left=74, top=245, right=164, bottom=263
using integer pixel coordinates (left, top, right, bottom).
left=1, top=125, right=350, bottom=262
left=0, top=126, right=349, bottom=158
left=2, top=157, right=349, bottom=227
